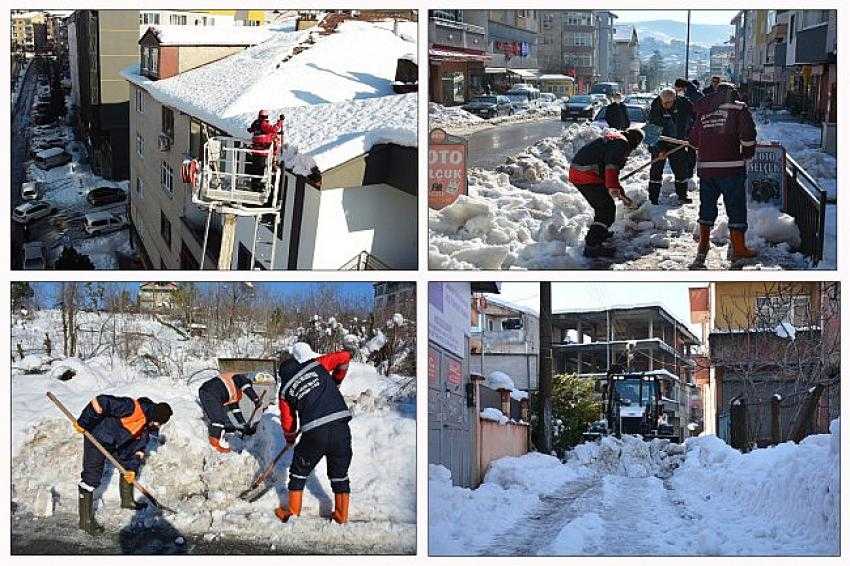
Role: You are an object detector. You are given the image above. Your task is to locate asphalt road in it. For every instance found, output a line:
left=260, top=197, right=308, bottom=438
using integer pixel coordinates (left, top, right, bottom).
left=464, top=117, right=572, bottom=169
left=11, top=60, right=38, bottom=269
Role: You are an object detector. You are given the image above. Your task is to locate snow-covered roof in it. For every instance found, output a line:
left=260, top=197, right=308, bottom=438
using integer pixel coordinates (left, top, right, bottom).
left=539, top=74, right=575, bottom=81
left=123, top=19, right=418, bottom=174
left=140, top=24, right=278, bottom=46
left=484, top=295, right=539, bottom=318
left=614, top=25, right=636, bottom=42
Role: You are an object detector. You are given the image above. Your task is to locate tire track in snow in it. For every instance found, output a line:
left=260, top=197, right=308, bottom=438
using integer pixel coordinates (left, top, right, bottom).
left=480, top=477, right=601, bottom=556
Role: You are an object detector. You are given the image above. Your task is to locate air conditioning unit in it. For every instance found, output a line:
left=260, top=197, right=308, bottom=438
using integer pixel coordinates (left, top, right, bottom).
left=158, top=133, right=172, bottom=151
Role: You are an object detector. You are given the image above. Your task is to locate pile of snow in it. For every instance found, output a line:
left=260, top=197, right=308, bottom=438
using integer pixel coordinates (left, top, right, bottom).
left=485, top=370, right=515, bottom=391
left=429, top=453, right=588, bottom=555
left=774, top=321, right=797, bottom=340
left=123, top=20, right=417, bottom=175
left=11, top=310, right=415, bottom=552
left=568, top=435, right=686, bottom=478
left=480, top=407, right=508, bottom=425
left=430, top=121, right=813, bottom=270
left=428, top=103, right=484, bottom=130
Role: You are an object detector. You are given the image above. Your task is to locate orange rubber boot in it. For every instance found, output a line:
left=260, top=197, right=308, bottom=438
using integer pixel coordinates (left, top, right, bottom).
left=275, top=490, right=302, bottom=523
left=331, top=493, right=350, bottom=524
left=730, top=229, right=756, bottom=260
left=209, top=435, right=230, bottom=453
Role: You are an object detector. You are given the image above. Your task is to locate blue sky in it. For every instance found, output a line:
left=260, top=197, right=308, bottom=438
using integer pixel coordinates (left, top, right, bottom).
left=29, top=282, right=377, bottom=308
left=494, top=282, right=708, bottom=337
left=613, top=10, right=738, bottom=26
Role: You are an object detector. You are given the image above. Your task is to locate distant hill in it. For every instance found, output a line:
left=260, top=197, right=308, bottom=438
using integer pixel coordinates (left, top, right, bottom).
left=631, top=19, right=733, bottom=47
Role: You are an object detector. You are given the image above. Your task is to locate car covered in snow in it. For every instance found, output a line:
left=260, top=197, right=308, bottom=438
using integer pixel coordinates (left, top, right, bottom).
left=461, top=95, right=513, bottom=119
left=22, top=241, right=47, bottom=270
left=33, top=147, right=71, bottom=170
left=591, top=103, right=648, bottom=130
left=540, top=92, right=557, bottom=103
left=83, top=211, right=128, bottom=236
left=86, top=186, right=127, bottom=207
left=20, top=181, right=41, bottom=201
left=624, top=92, right=656, bottom=109
left=12, top=200, right=55, bottom=224
left=561, top=95, right=603, bottom=121
left=506, top=93, right=531, bottom=112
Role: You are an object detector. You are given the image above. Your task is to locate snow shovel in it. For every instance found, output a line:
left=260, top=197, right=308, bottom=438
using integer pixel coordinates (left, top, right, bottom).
left=46, top=392, right=177, bottom=515
left=238, top=435, right=299, bottom=502
left=235, top=390, right=268, bottom=439
left=620, top=143, right=690, bottom=183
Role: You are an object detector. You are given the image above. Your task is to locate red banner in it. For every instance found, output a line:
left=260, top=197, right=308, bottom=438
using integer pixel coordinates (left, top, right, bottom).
left=428, top=128, right=468, bottom=210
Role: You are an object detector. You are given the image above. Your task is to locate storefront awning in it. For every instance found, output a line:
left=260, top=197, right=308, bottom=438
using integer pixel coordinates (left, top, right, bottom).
left=485, top=67, right=508, bottom=74
left=508, top=69, right=539, bottom=79
left=429, top=48, right=489, bottom=63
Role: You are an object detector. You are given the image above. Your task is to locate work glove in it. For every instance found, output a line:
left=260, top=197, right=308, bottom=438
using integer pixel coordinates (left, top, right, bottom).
left=73, top=421, right=85, bottom=434
left=284, top=432, right=298, bottom=445
left=279, top=114, right=285, bottom=122
left=134, top=451, right=146, bottom=462
left=123, top=471, right=136, bottom=484
left=244, top=424, right=257, bottom=436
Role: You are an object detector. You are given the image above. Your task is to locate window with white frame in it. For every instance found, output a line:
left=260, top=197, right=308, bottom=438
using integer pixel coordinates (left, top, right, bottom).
left=135, top=132, right=144, bottom=157
left=756, top=295, right=812, bottom=327
left=160, top=162, right=173, bottom=197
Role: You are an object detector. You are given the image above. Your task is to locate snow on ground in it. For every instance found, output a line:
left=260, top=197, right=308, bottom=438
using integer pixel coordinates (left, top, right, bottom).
left=430, top=429, right=839, bottom=556
left=430, top=118, right=831, bottom=270
left=11, top=310, right=415, bottom=553
left=122, top=19, right=417, bottom=175
left=429, top=100, right=561, bottom=135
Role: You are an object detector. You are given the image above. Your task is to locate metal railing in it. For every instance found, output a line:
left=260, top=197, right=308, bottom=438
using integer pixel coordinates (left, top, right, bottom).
left=339, top=250, right=391, bottom=271
left=783, top=154, right=828, bottom=266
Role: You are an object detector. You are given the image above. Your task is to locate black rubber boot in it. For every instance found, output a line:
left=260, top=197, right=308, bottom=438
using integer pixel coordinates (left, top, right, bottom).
left=120, top=477, right=147, bottom=511
left=648, top=182, right=661, bottom=205
left=675, top=181, right=692, bottom=204
left=79, top=486, right=104, bottom=535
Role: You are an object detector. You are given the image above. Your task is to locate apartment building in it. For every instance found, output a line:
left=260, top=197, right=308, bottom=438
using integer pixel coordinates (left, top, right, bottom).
left=612, top=25, right=640, bottom=94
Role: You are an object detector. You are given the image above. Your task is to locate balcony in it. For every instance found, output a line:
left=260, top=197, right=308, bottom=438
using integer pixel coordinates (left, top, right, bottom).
left=795, top=23, right=829, bottom=65
left=429, top=17, right=486, bottom=52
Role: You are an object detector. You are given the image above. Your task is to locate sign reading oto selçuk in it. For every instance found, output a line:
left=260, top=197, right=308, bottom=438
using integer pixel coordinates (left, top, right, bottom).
left=746, top=143, right=787, bottom=205
left=428, top=128, right=467, bottom=210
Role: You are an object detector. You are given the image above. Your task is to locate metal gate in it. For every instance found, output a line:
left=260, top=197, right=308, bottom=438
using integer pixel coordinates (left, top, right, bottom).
left=428, top=343, right=473, bottom=488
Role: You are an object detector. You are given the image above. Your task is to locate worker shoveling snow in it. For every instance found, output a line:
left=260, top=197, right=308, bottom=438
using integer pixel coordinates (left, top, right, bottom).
left=430, top=425, right=839, bottom=556
left=11, top=310, right=415, bottom=554
left=429, top=118, right=826, bottom=270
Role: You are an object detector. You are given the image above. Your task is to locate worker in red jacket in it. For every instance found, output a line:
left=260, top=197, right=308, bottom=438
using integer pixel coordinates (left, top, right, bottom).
left=274, top=343, right=353, bottom=524
left=246, top=110, right=284, bottom=191
left=688, top=83, right=758, bottom=268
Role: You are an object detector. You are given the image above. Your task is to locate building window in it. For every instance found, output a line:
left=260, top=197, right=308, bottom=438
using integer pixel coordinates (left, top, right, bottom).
left=160, top=162, right=173, bottom=196
left=136, top=132, right=144, bottom=157
left=161, top=106, right=174, bottom=140
left=141, top=13, right=160, bottom=25
left=136, top=177, right=144, bottom=199
left=170, top=14, right=187, bottom=25
left=189, top=118, right=224, bottom=159
left=135, top=88, right=144, bottom=112
left=756, top=295, right=812, bottom=327
left=501, top=318, right=524, bottom=331
left=160, top=211, right=172, bottom=248
left=140, top=46, right=159, bottom=77
left=570, top=31, right=593, bottom=47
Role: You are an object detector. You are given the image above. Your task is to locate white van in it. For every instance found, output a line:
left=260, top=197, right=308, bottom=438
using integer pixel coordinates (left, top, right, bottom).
left=83, top=211, right=127, bottom=236
left=21, top=181, right=40, bottom=201
left=33, top=147, right=71, bottom=170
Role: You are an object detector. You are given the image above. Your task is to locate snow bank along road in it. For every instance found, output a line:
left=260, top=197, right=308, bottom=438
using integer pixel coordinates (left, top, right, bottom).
left=429, top=113, right=836, bottom=270
left=430, top=428, right=840, bottom=556
left=11, top=311, right=415, bottom=554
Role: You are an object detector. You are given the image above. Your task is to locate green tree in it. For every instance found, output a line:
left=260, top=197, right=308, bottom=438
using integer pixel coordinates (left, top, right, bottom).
left=551, top=373, right=601, bottom=453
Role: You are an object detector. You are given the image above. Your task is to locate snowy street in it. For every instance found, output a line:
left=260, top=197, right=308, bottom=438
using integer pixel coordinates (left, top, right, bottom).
left=430, top=431, right=840, bottom=556
left=465, top=118, right=567, bottom=169
left=429, top=114, right=836, bottom=270
left=11, top=308, right=416, bottom=555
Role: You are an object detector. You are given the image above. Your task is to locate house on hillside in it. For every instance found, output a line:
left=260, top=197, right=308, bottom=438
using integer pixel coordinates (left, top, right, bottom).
left=138, top=281, right=178, bottom=311
left=470, top=295, right=539, bottom=392
left=707, top=282, right=839, bottom=446
left=551, top=305, right=702, bottom=439
left=122, top=17, right=418, bottom=270
left=612, top=25, right=639, bottom=93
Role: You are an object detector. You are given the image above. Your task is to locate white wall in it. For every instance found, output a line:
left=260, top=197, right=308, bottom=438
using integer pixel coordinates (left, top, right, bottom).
left=310, top=183, right=417, bottom=270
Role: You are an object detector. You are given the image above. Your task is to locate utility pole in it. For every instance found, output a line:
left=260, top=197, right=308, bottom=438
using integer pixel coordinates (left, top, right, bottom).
left=684, top=10, right=692, bottom=80
left=539, top=282, right=553, bottom=455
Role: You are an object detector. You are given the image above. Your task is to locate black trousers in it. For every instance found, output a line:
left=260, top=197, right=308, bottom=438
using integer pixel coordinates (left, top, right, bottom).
left=575, top=183, right=615, bottom=246
left=199, top=387, right=244, bottom=437
left=80, top=437, right=138, bottom=490
left=288, top=420, right=352, bottom=494
left=246, top=153, right=267, bottom=191
left=649, top=146, right=691, bottom=201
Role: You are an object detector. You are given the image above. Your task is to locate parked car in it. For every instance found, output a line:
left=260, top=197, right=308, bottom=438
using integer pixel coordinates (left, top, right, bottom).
left=590, top=81, right=621, bottom=96
left=506, top=83, right=541, bottom=101
left=561, top=95, right=602, bottom=121
left=86, top=186, right=127, bottom=207
left=12, top=200, right=55, bottom=224
left=83, top=211, right=128, bottom=236
left=33, top=147, right=71, bottom=170
left=506, top=93, right=531, bottom=112
left=592, top=103, right=649, bottom=130
left=540, top=92, right=557, bottom=103
left=461, top=95, right=513, bottom=119
left=23, top=241, right=47, bottom=270
left=624, top=93, right=656, bottom=109
left=21, top=181, right=40, bottom=201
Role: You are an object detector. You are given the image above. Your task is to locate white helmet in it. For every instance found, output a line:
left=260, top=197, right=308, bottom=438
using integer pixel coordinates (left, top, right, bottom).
left=291, top=342, right=320, bottom=363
